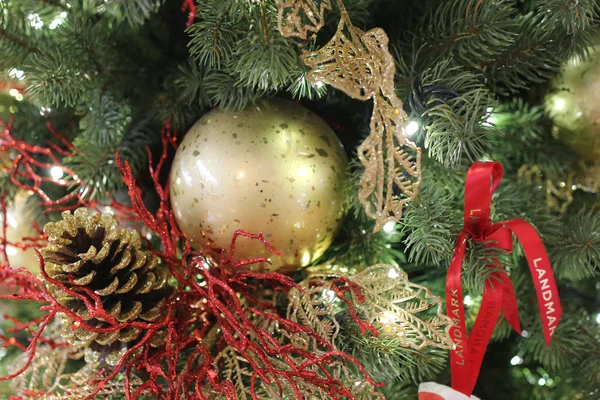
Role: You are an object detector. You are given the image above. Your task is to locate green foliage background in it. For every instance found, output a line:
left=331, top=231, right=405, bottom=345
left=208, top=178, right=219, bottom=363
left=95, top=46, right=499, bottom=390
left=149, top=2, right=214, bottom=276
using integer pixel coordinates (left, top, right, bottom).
left=0, top=0, right=599, bottom=399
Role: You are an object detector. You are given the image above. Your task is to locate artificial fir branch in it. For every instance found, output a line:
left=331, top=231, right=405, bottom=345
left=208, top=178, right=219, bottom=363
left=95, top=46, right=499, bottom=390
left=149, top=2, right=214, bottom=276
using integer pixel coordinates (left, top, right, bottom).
left=549, top=210, right=600, bottom=280
left=187, top=4, right=238, bottom=69
left=416, top=0, right=516, bottom=69
left=336, top=316, right=447, bottom=383
left=487, top=99, right=579, bottom=178
left=77, top=92, right=133, bottom=146
left=484, top=4, right=599, bottom=94
left=0, top=0, right=599, bottom=398
left=396, top=58, right=496, bottom=167
left=400, top=182, right=458, bottom=266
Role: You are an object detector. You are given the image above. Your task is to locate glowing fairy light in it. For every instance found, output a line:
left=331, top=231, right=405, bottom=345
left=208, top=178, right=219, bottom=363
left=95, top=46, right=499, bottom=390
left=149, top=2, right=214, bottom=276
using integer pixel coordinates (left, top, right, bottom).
left=537, top=378, right=546, bottom=386
left=387, top=268, right=399, bottom=279
left=406, top=120, right=419, bottom=137
left=464, top=295, right=473, bottom=306
left=553, top=97, right=566, bottom=111
left=49, top=11, right=68, bottom=30
left=510, top=355, right=523, bottom=366
left=50, top=166, right=64, bottom=180
left=314, top=80, right=325, bottom=89
left=324, top=289, right=336, bottom=302
left=27, top=13, right=44, bottom=29
left=379, top=311, right=398, bottom=325
left=9, top=88, right=24, bottom=101
left=8, top=68, right=25, bottom=80
left=39, top=106, right=52, bottom=116
left=382, top=221, right=396, bottom=233
left=297, top=167, right=309, bottom=177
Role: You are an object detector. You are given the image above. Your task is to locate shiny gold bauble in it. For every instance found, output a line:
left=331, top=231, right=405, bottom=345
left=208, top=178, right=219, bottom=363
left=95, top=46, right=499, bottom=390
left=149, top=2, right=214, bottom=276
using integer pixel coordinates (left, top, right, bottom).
left=576, top=162, right=600, bottom=193
left=545, top=42, right=600, bottom=162
left=170, top=99, right=348, bottom=271
left=0, top=191, right=39, bottom=273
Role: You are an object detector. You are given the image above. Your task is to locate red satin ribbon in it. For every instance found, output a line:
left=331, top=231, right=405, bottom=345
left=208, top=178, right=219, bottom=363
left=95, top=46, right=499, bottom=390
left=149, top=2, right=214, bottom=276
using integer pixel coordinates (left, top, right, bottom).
left=447, top=162, right=562, bottom=396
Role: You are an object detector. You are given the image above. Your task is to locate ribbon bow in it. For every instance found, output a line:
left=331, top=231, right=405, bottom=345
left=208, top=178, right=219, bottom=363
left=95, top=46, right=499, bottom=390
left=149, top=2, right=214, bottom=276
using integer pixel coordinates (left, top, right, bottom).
left=446, top=162, right=562, bottom=396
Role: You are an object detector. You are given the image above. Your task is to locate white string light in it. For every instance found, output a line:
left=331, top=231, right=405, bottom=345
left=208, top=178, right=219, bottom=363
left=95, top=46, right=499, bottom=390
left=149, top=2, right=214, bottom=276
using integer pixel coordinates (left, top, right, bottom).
left=50, top=166, right=64, bottom=180
left=8, top=68, right=25, bottom=80
left=27, top=13, right=44, bottom=29
left=382, top=221, right=396, bottom=233
left=49, top=12, right=68, bottom=29
left=387, top=268, right=399, bottom=279
left=510, top=355, right=523, bottom=365
left=406, top=120, right=419, bottom=137
left=8, top=89, right=24, bottom=102
left=537, top=378, right=546, bottom=386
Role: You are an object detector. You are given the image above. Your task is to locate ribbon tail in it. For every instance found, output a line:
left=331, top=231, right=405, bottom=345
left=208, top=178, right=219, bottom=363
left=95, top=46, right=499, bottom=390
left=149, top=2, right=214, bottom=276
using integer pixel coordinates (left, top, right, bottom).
left=465, top=274, right=504, bottom=395
left=504, top=219, right=562, bottom=346
left=447, top=234, right=471, bottom=395
left=499, top=273, right=521, bottom=334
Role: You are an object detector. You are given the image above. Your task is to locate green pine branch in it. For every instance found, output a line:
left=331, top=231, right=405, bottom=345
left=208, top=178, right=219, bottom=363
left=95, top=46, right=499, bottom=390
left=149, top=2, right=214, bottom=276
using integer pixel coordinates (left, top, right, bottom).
left=484, top=1, right=599, bottom=94
left=416, top=0, right=517, bottom=69
left=25, top=50, right=95, bottom=107
left=89, top=0, right=165, bottom=27
left=549, top=210, right=600, bottom=280
left=336, top=315, right=447, bottom=384
left=396, top=58, right=496, bottom=167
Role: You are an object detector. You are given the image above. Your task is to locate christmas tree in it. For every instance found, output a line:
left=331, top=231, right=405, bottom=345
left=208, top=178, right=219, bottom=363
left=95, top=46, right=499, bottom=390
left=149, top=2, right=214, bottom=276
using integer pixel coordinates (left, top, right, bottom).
left=0, top=0, right=599, bottom=399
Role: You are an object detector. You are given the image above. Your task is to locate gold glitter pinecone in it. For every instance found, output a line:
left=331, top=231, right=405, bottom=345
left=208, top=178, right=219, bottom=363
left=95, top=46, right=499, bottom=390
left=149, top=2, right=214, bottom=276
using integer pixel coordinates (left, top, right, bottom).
left=41, top=208, right=173, bottom=366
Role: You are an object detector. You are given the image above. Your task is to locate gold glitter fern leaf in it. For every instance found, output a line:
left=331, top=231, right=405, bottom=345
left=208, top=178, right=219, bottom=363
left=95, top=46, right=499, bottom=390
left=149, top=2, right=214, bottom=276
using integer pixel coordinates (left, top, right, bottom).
left=286, top=285, right=339, bottom=346
left=348, top=264, right=454, bottom=350
left=8, top=323, right=142, bottom=399
left=212, top=289, right=382, bottom=400
left=277, top=0, right=422, bottom=231
left=277, top=0, right=332, bottom=40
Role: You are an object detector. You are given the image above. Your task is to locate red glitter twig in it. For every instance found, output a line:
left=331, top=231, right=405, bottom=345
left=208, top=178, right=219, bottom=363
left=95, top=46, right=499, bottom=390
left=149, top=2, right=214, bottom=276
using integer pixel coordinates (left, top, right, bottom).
left=181, top=0, right=196, bottom=27
left=1, top=119, right=382, bottom=399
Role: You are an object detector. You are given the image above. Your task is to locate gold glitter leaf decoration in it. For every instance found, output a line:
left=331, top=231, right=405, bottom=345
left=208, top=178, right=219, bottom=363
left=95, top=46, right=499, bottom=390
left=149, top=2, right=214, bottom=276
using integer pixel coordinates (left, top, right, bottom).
left=212, top=289, right=382, bottom=400
left=277, top=0, right=332, bottom=40
left=348, top=264, right=454, bottom=350
left=9, top=341, right=71, bottom=396
left=518, top=164, right=574, bottom=215
left=8, top=323, right=142, bottom=399
left=277, top=0, right=422, bottom=231
left=215, top=347, right=255, bottom=400
left=286, top=285, right=339, bottom=346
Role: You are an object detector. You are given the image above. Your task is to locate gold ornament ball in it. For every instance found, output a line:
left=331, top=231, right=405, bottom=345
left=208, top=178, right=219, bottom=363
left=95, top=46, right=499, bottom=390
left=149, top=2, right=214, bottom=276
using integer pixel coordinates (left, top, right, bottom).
left=545, top=41, right=600, bottom=161
left=170, top=99, right=348, bottom=271
left=0, top=191, right=40, bottom=274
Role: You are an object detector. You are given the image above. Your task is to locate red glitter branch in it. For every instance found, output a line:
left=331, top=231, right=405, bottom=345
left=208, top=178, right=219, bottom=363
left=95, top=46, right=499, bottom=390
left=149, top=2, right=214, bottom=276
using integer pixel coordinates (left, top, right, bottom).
left=1, top=119, right=381, bottom=399
left=181, top=0, right=196, bottom=27
left=0, top=116, right=85, bottom=212
left=331, top=277, right=379, bottom=337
